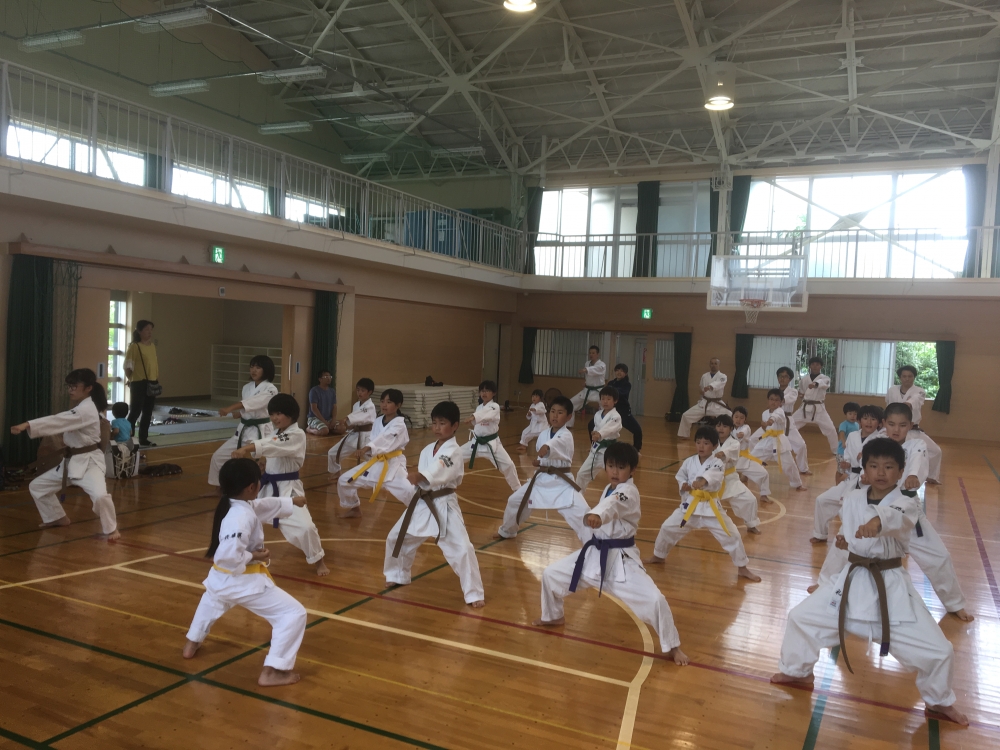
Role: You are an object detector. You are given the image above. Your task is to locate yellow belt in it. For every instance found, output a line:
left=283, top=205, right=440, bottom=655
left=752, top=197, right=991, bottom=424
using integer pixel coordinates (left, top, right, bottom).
left=349, top=450, right=405, bottom=502
left=739, top=449, right=763, bottom=466
left=680, top=488, right=731, bottom=536
left=761, top=428, right=784, bottom=470
left=212, top=561, right=273, bottom=581
left=725, top=467, right=736, bottom=476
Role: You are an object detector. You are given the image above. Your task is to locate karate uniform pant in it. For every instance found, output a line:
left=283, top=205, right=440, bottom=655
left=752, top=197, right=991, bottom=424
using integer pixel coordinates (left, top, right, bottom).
left=497, top=491, right=591, bottom=543
left=786, top=424, right=810, bottom=473
left=752, top=445, right=802, bottom=489
left=274, top=506, right=326, bottom=564
left=653, top=510, right=749, bottom=567
left=911, top=430, right=943, bottom=483
left=777, top=586, right=956, bottom=707
left=461, top=438, right=521, bottom=491
left=337, top=466, right=411, bottom=510
left=540, top=553, right=681, bottom=652
left=909, top=516, right=967, bottom=612
left=812, top=482, right=849, bottom=540
left=208, top=430, right=268, bottom=486
left=723, top=481, right=761, bottom=529
left=520, top=425, right=545, bottom=447
left=570, top=388, right=601, bottom=413
left=677, top=401, right=732, bottom=438
left=186, top=585, right=307, bottom=671
left=793, top=405, right=840, bottom=454
left=327, top=431, right=368, bottom=474
left=739, top=459, right=771, bottom=496
left=575, top=446, right=608, bottom=491
left=30, top=464, right=117, bottom=535
left=384, top=510, right=484, bottom=604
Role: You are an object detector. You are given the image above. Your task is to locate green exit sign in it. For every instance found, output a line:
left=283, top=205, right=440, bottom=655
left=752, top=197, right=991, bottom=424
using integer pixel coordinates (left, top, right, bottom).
left=641, top=308, right=652, bottom=320
left=210, top=245, right=225, bottom=264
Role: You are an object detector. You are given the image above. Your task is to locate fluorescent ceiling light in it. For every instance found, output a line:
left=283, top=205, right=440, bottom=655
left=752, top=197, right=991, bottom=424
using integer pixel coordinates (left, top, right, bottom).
left=149, top=79, right=210, bottom=97
left=504, top=0, right=537, bottom=11
left=432, top=146, right=486, bottom=158
left=341, top=152, right=390, bottom=164
left=136, top=7, right=212, bottom=33
left=256, top=66, right=327, bottom=85
left=18, top=30, right=85, bottom=52
left=259, top=121, right=314, bottom=135
left=357, top=112, right=418, bottom=126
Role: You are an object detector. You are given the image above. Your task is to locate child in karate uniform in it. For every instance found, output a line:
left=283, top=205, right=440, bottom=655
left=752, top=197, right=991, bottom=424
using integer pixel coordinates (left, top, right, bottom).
left=771, top=439, right=968, bottom=727
left=183, top=458, right=308, bottom=687
left=518, top=389, right=548, bottom=453
left=11, top=368, right=119, bottom=539
left=575, top=386, right=622, bottom=491
left=460, top=380, right=520, bottom=491
left=732, top=406, right=771, bottom=503
left=495, top=396, right=591, bottom=543
left=752, top=389, right=805, bottom=492
left=337, top=389, right=410, bottom=518
left=533, top=443, right=689, bottom=665
left=792, top=356, right=840, bottom=454
left=715, top=415, right=761, bottom=534
left=776, top=367, right=810, bottom=474
left=645, top=426, right=761, bottom=582
left=886, top=365, right=942, bottom=484
left=209, top=355, right=279, bottom=487
left=327, top=378, right=378, bottom=475
left=232, top=394, right=329, bottom=576
left=384, top=401, right=485, bottom=607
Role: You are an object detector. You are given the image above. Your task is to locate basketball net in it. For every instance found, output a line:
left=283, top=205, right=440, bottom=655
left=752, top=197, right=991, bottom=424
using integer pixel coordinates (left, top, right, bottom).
left=740, top=298, right=769, bottom=324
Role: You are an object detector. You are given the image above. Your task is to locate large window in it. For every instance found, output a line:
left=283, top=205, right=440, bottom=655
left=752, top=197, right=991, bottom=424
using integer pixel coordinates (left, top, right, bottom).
left=6, top=121, right=145, bottom=186
left=533, top=329, right=606, bottom=377
left=107, top=293, right=128, bottom=405
left=170, top=165, right=270, bottom=214
left=653, top=339, right=676, bottom=380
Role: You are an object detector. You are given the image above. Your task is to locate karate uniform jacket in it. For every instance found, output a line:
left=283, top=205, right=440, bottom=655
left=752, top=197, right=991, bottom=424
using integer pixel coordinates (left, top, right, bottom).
left=577, top=479, right=644, bottom=585
left=233, top=381, right=279, bottom=440
left=364, top=414, right=409, bottom=479
left=526, top=402, right=548, bottom=430
left=756, top=408, right=792, bottom=454
left=886, top=385, right=928, bottom=426
left=204, top=497, right=295, bottom=598
left=400, top=437, right=464, bottom=540
left=590, top=408, right=622, bottom=447
left=717, top=435, right=744, bottom=499
left=581, top=359, right=607, bottom=388
left=471, top=401, right=501, bottom=437
left=695, top=371, right=727, bottom=404
left=528, top=427, right=580, bottom=509
left=27, top=397, right=104, bottom=480
left=676, top=454, right=726, bottom=518
left=254, top=424, right=307, bottom=496
left=345, top=399, right=378, bottom=429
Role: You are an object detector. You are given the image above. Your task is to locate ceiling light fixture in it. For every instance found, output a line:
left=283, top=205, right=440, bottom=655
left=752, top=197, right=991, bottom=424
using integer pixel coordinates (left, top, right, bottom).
left=341, top=152, right=391, bottom=164
left=256, top=66, right=327, bottom=85
left=704, top=62, right=735, bottom=111
left=432, top=146, right=486, bottom=157
left=18, top=30, right=85, bottom=52
left=357, top=112, right=418, bottom=126
left=352, top=81, right=366, bottom=96
left=136, top=7, right=212, bottom=33
left=149, top=79, right=210, bottom=97
left=259, top=121, right=314, bottom=135
left=504, top=0, right=537, bottom=11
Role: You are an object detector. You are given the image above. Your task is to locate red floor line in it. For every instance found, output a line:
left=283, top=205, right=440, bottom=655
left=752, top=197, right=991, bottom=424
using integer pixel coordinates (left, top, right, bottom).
left=958, top=477, right=1000, bottom=619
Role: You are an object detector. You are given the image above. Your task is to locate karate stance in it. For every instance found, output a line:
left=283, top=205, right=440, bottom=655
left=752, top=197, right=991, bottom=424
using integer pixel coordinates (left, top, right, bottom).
left=732, top=406, right=771, bottom=503
left=715, top=415, right=761, bottom=534
left=792, top=357, right=840, bottom=454
left=569, top=345, right=607, bottom=417
left=575, top=386, right=622, bottom=491
left=460, top=380, right=520, bottom=491
left=677, top=358, right=731, bottom=438
left=328, top=378, right=377, bottom=475
left=518, top=389, right=548, bottom=453
left=209, top=355, right=278, bottom=487
left=886, top=365, right=942, bottom=484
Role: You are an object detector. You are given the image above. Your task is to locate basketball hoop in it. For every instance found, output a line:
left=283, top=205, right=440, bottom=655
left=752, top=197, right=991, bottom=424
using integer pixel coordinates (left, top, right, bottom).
left=740, top=298, right=769, bottom=324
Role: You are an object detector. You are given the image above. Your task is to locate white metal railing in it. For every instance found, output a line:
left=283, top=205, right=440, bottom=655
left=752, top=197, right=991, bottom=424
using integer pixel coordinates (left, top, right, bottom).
left=0, top=60, right=526, bottom=273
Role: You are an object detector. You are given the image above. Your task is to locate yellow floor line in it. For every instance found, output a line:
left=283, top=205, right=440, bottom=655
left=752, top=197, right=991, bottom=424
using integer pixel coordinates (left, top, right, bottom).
left=604, top=592, right=655, bottom=750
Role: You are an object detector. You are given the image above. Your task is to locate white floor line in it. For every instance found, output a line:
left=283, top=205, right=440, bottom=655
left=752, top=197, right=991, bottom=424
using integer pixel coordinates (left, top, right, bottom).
left=0, top=553, right=167, bottom=590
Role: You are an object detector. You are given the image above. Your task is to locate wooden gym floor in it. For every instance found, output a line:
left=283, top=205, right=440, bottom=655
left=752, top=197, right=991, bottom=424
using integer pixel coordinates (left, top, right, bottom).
left=1, top=414, right=998, bottom=749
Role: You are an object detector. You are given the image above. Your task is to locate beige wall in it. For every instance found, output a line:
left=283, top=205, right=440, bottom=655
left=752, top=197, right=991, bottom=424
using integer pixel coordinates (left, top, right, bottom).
left=223, top=300, right=283, bottom=347
left=147, top=294, right=225, bottom=399
left=73, top=287, right=111, bottom=392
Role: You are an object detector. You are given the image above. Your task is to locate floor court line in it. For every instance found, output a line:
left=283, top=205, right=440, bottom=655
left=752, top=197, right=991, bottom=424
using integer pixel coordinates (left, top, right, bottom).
left=958, top=477, right=1000, bottom=618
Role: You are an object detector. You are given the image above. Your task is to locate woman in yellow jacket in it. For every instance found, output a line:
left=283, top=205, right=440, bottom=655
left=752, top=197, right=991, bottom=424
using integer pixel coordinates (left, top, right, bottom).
left=124, top=319, right=159, bottom=447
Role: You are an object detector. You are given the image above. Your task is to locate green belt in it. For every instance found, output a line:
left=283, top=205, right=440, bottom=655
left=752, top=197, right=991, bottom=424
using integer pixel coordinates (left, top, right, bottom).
left=469, top=432, right=500, bottom=468
left=237, top=416, right=271, bottom=448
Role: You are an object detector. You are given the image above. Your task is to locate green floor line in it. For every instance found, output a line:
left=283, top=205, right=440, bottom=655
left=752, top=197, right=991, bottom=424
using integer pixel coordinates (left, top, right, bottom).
left=984, top=455, right=1000, bottom=484
left=801, top=646, right=840, bottom=750
left=927, top=718, right=940, bottom=750
left=0, top=724, right=49, bottom=749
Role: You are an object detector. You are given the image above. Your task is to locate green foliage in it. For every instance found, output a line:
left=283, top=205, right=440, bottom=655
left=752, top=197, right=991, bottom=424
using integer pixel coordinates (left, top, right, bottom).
left=894, top=341, right=938, bottom=398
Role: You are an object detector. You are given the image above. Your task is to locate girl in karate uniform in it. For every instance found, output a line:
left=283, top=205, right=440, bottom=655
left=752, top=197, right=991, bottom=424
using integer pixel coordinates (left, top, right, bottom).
left=732, top=406, right=771, bottom=502
left=714, top=415, right=761, bottom=534
left=209, top=355, right=278, bottom=487
left=328, top=378, right=377, bottom=475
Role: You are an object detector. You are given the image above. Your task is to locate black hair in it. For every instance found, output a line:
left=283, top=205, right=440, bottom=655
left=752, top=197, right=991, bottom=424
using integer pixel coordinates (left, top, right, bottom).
left=766, top=388, right=784, bottom=400
left=613, top=363, right=629, bottom=374
left=111, top=401, right=129, bottom=419
left=604, top=442, right=639, bottom=471
left=715, top=414, right=735, bottom=429
left=207, top=458, right=261, bottom=557
left=776, top=366, right=794, bottom=379
left=588, top=345, right=599, bottom=353
left=267, top=393, right=300, bottom=421
left=694, top=425, right=720, bottom=446
left=249, top=354, right=275, bottom=383
left=732, top=405, right=748, bottom=418
left=599, top=385, right=619, bottom=401
left=884, top=402, right=913, bottom=422
left=861, top=437, right=906, bottom=472
left=66, top=368, right=107, bottom=412
left=843, top=401, right=861, bottom=415
left=430, top=400, right=461, bottom=424
left=808, top=356, right=824, bottom=366
left=858, top=404, right=884, bottom=422
left=478, top=380, right=498, bottom=393
left=896, top=365, right=918, bottom=377
left=356, top=377, right=375, bottom=392
left=549, top=395, right=574, bottom=415
left=132, top=319, right=154, bottom=343
left=316, top=368, right=332, bottom=379
left=531, top=388, right=544, bottom=399
left=381, top=388, right=404, bottom=406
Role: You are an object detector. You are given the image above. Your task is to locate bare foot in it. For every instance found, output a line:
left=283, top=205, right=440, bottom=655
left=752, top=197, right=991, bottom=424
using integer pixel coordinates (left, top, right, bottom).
left=925, top=704, right=969, bottom=726
left=39, top=516, right=71, bottom=528
left=104, top=530, right=121, bottom=541
left=516, top=445, right=527, bottom=453
left=338, top=507, right=361, bottom=519
left=383, top=581, right=406, bottom=590
left=760, top=496, right=773, bottom=504
left=807, top=584, right=819, bottom=594
left=738, top=566, right=762, bottom=582
left=182, top=639, right=201, bottom=659
left=795, top=486, right=808, bottom=492
left=666, top=646, right=689, bottom=666
left=770, top=671, right=814, bottom=687
left=468, top=600, right=485, bottom=609
left=747, top=526, right=762, bottom=535
left=643, top=555, right=665, bottom=565
left=258, top=666, right=301, bottom=687
left=925, top=478, right=942, bottom=486
left=531, top=616, right=565, bottom=627
left=801, top=470, right=813, bottom=475
left=808, top=537, right=827, bottom=544
left=492, top=531, right=512, bottom=540
left=949, top=609, right=975, bottom=622
left=315, top=560, right=330, bottom=576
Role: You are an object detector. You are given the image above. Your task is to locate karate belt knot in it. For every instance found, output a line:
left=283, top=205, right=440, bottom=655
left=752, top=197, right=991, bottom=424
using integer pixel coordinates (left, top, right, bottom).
left=803, top=399, right=823, bottom=421
left=569, top=536, right=635, bottom=597
left=761, top=428, right=785, bottom=470
left=783, top=412, right=793, bottom=436
left=349, top=450, right=405, bottom=502
left=679, top=488, right=731, bottom=536
left=468, top=432, right=500, bottom=469
left=43, top=443, right=103, bottom=502
left=587, top=438, right=617, bottom=479
left=738, top=449, right=763, bottom=466
left=391, top=487, right=452, bottom=557
left=213, top=561, right=273, bottom=581
left=579, top=386, right=601, bottom=412
left=702, top=396, right=728, bottom=417
left=237, top=416, right=270, bottom=448
left=515, top=466, right=581, bottom=525
left=259, top=471, right=301, bottom=526
left=900, top=489, right=923, bottom=536
left=838, top=552, right=902, bottom=674
left=335, top=423, right=373, bottom=464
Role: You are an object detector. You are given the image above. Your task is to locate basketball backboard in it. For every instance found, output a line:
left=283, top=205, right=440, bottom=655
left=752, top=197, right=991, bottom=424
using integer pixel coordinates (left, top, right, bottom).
left=707, top=254, right=808, bottom=317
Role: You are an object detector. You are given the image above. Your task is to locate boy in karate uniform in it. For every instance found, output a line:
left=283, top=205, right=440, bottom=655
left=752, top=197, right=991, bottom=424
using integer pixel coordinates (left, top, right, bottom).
left=210, top=355, right=279, bottom=487
left=328, top=378, right=377, bottom=475
left=771, top=438, right=968, bottom=727
left=460, top=380, right=520, bottom=491
left=576, top=386, right=622, bottom=491
left=337, top=389, right=409, bottom=518
left=792, top=357, right=840, bottom=454
left=715, top=415, right=761, bottom=534
left=533, top=443, right=689, bottom=665
left=569, top=345, right=607, bottom=418
left=518, top=389, right=548, bottom=453
left=886, top=365, right=942, bottom=484
left=232, top=394, right=329, bottom=576
left=732, top=406, right=771, bottom=503
left=677, top=358, right=731, bottom=438
left=384, top=401, right=485, bottom=608
left=752, top=389, right=805, bottom=492
left=776, top=367, right=810, bottom=474
left=645, top=426, right=761, bottom=582
left=495, top=396, right=591, bottom=543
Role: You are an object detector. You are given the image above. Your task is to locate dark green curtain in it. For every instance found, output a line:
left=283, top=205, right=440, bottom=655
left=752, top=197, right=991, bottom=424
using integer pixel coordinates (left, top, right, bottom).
left=311, top=291, right=339, bottom=385
left=632, top=181, right=660, bottom=277
left=707, top=175, right=753, bottom=275
left=731, top=333, right=755, bottom=399
left=3, top=255, right=54, bottom=465
left=932, top=340, right=955, bottom=415
left=962, top=165, right=986, bottom=278
left=668, top=332, right=692, bottom=420
left=523, top=187, right=543, bottom=274
left=518, top=327, right=537, bottom=384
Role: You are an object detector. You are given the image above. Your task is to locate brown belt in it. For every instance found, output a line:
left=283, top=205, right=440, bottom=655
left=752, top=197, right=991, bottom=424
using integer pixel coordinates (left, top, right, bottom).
left=702, top=396, right=728, bottom=417
left=838, top=552, right=902, bottom=674
left=32, top=443, right=103, bottom=501
left=515, top=466, right=581, bottom=525
left=392, top=487, right=452, bottom=556
left=803, top=399, right=824, bottom=421
left=335, top=423, right=374, bottom=463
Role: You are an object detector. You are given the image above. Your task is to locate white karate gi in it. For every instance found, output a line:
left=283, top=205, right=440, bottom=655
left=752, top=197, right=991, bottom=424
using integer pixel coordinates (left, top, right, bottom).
left=717, top=435, right=760, bottom=530
left=569, top=358, right=607, bottom=413
left=576, top=407, right=622, bottom=490
left=792, top=373, right=840, bottom=454
left=185, top=497, right=307, bottom=671
left=781, top=384, right=810, bottom=473
left=886, top=384, right=942, bottom=483
left=460, top=400, right=520, bottom=491
left=384, top=437, right=484, bottom=603
left=27, top=398, right=117, bottom=535
left=652, top=454, right=749, bottom=567
left=734, top=423, right=770, bottom=497
left=209, top=381, right=279, bottom=486
left=812, top=429, right=868, bottom=540
left=751, top=408, right=803, bottom=489
left=254, top=424, right=325, bottom=565
left=778, top=486, right=956, bottom=708
left=337, top=414, right=410, bottom=509
left=677, top=371, right=731, bottom=437
left=520, top=401, right=548, bottom=447
left=498, top=426, right=591, bottom=542
left=541, top=479, right=681, bottom=652
left=327, top=398, right=378, bottom=474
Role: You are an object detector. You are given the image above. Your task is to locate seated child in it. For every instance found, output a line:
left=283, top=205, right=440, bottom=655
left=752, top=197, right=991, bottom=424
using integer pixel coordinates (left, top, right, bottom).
left=837, top=401, right=861, bottom=461
left=109, top=402, right=132, bottom=444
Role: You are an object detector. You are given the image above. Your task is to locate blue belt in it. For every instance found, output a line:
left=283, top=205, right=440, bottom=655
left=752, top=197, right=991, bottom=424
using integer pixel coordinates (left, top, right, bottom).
left=569, top=536, right=635, bottom=597
left=260, top=470, right=300, bottom=526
